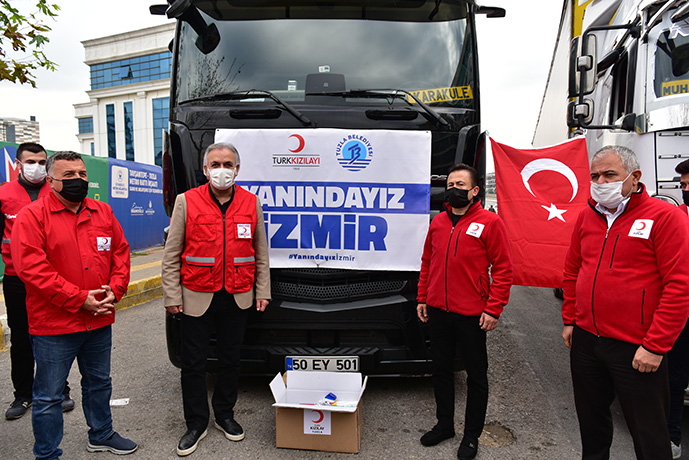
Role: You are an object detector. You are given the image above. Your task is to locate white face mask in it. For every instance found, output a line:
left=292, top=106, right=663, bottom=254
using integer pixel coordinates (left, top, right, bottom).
left=206, top=167, right=236, bottom=190
left=20, top=161, right=47, bottom=184
left=590, top=172, right=632, bottom=209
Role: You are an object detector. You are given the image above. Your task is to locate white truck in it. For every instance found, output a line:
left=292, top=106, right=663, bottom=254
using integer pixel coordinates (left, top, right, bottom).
left=534, top=0, right=689, bottom=402
left=533, top=0, right=689, bottom=207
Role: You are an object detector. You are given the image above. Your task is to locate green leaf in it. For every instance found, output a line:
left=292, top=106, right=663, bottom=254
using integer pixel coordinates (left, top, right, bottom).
left=0, top=0, right=59, bottom=86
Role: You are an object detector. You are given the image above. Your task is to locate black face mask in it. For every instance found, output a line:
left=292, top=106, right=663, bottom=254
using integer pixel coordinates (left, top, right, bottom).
left=683, top=190, right=689, bottom=207
left=55, top=178, right=89, bottom=203
left=445, top=187, right=471, bottom=209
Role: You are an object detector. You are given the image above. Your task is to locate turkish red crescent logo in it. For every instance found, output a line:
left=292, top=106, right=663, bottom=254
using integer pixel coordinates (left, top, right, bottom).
left=635, top=221, right=646, bottom=230
left=470, top=223, right=480, bottom=232
left=289, top=134, right=305, bottom=153
left=311, top=410, right=324, bottom=424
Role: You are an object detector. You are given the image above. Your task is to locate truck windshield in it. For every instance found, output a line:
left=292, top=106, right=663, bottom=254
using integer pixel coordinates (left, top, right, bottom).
left=175, top=12, right=475, bottom=109
left=654, top=25, right=689, bottom=98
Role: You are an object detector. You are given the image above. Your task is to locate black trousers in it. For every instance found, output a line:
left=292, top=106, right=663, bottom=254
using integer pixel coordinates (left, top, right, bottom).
left=668, top=319, right=689, bottom=446
left=4, top=275, right=70, bottom=400
left=570, top=326, right=671, bottom=460
left=428, top=307, right=488, bottom=441
left=180, top=290, right=248, bottom=431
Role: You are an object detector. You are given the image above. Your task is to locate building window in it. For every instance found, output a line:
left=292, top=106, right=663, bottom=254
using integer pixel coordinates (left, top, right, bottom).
left=78, top=117, right=93, bottom=134
left=106, top=104, right=116, bottom=158
left=124, top=101, right=134, bottom=161
left=90, top=52, right=172, bottom=90
left=152, top=97, right=169, bottom=167
left=119, top=65, right=132, bottom=79
left=90, top=142, right=95, bottom=156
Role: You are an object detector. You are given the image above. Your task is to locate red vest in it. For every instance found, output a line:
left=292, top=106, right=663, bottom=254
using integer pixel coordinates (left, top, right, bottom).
left=181, top=184, right=259, bottom=293
left=0, top=179, right=51, bottom=276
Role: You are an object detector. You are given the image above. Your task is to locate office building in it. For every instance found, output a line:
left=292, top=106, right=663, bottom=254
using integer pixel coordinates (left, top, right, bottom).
left=0, top=116, right=40, bottom=144
left=74, top=23, right=174, bottom=166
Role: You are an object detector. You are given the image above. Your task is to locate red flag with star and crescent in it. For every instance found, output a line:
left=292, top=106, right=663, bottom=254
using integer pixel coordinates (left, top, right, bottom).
left=491, top=137, right=590, bottom=288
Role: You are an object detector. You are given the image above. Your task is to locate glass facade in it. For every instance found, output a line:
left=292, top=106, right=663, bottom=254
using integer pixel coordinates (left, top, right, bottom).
left=106, top=104, right=116, bottom=158
left=152, top=97, right=169, bottom=167
left=90, top=52, right=172, bottom=90
left=78, top=117, right=94, bottom=134
left=124, top=101, right=134, bottom=161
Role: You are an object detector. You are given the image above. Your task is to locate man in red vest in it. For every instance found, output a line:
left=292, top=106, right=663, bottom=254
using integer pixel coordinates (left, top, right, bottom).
left=0, top=142, right=74, bottom=420
left=162, top=142, right=270, bottom=456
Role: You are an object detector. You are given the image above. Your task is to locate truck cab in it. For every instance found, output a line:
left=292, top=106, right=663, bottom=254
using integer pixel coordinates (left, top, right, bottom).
left=153, top=0, right=504, bottom=376
left=569, top=0, right=689, bottom=205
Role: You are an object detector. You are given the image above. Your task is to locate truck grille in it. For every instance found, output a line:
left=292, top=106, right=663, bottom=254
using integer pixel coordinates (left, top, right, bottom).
left=271, top=268, right=409, bottom=302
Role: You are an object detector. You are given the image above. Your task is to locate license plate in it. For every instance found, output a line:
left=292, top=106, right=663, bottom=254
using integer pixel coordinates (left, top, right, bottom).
left=285, top=355, right=359, bottom=372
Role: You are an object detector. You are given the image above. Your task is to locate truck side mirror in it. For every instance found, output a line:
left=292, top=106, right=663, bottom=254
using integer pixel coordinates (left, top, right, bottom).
left=620, top=113, right=636, bottom=131
left=149, top=5, right=168, bottom=16
left=476, top=6, right=506, bottom=18
left=567, top=99, right=594, bottom=127
left=568, top=34, right=597, bottom=98
left=162, top=0, right=220, bottom=55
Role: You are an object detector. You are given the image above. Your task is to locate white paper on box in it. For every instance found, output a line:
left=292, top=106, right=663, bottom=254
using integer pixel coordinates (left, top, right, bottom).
left=304, top=408, right=331, bottom=435
left=269, top=371, right=367, bottom=414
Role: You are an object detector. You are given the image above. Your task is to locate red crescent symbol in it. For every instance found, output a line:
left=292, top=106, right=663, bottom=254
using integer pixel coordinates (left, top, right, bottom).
left=471, top=224, right=479, bottom=231
left=312, top=410, right=324, bottom=424
left=289, top=134, right=305, bottom=153
left=636, top=221, right=646, bottom=230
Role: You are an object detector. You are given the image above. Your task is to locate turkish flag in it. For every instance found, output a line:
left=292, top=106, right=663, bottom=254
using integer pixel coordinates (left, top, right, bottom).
left=491, top=137, right=590, bottom=288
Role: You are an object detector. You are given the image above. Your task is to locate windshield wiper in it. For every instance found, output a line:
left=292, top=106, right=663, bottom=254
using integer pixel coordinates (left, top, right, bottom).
left=180, top=90, right=313, bottom=127
left=311, top=89, right=450, bottom=127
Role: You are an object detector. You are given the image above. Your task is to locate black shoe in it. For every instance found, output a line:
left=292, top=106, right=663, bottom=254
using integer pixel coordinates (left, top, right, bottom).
left=457, top=437, right=479, bottom=460
left=62, top=394, right=75, bottom=413
left=5, top=397, right=32, bottom=420
left=420, top=425, right=455, bottom=446
left=176, top=429, right=207, bottom=456
left=214, top=418, right=245, bottom=441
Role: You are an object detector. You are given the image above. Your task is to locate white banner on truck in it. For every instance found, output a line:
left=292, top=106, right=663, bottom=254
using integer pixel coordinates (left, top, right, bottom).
left=215, top=128, right=431, bottom=270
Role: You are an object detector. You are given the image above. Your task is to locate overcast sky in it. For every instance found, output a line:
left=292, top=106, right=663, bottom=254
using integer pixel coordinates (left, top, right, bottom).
left=0, top=0, right=564, bottom=170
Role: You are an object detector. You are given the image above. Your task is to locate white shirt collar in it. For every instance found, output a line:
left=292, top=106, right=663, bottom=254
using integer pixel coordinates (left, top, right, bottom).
left=595, top=197, right=631, bottom=228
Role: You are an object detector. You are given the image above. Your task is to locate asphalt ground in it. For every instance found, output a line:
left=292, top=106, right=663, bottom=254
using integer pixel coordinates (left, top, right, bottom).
left=0, top=242, right=687, bottom=459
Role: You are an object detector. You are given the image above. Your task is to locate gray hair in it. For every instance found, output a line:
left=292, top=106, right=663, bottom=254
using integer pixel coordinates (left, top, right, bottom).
left=203, top=142, right=241, bottom=167
left=46, top=151, right=84, bottom=176
left=591, top=145, right=640, bottom=174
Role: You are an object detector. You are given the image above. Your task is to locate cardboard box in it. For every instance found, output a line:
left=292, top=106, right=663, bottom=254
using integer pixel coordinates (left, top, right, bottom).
left=269, top=371, right=368, bottom=453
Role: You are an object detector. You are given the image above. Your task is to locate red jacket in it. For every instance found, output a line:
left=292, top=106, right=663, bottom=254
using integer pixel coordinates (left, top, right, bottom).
left=181, top=184, right=258, bottom=293
left=0, top=179, right=50, bottom=276
left=418, top=200, right=513, bottom=318
left=11, top=192, right=130, bottom=335
left=562, top=184, right=689, bottom=354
